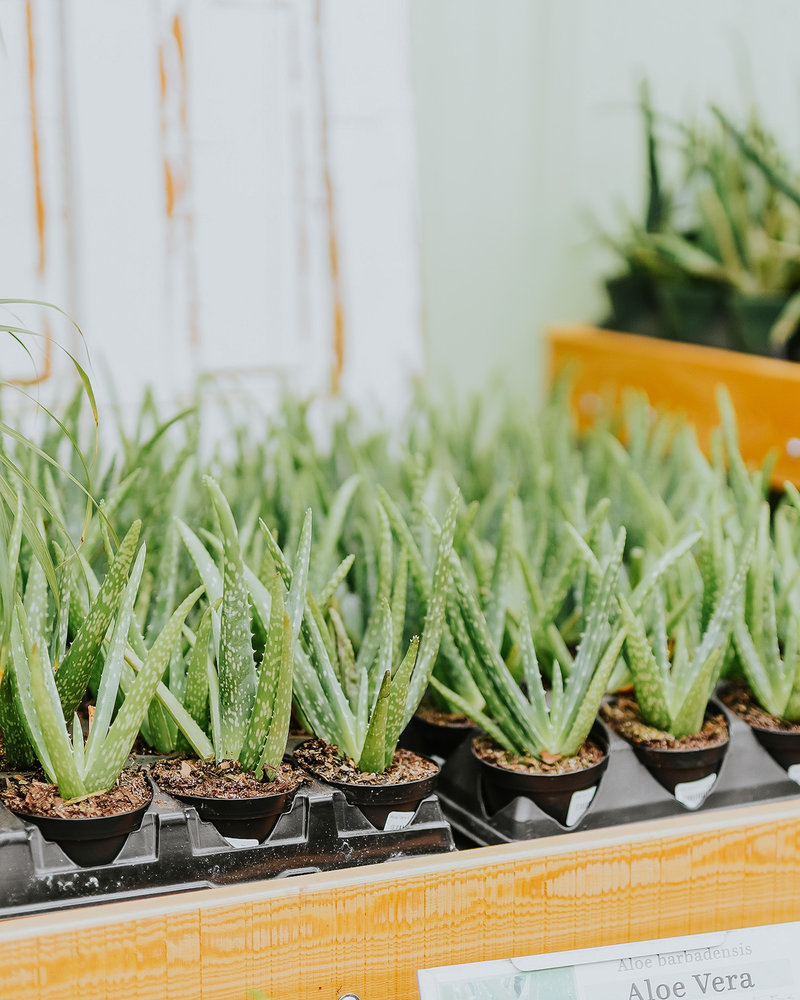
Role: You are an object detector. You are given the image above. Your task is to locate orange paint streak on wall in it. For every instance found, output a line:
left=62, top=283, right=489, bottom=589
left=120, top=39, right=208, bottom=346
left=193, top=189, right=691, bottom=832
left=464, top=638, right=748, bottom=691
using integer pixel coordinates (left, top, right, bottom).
left=315, top=0, right=346, bottom=394
left=26, top=0, right=45, bottom=276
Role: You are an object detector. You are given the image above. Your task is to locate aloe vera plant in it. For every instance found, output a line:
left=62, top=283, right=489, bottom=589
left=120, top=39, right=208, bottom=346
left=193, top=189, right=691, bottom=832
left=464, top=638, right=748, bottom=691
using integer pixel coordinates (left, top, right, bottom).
left=0, top=515, right=203, bottom=798
left=431, top=528, right=628, bottom=759
left=261, top=493, right=458, bottom=773
left=620, top=531, right=754, bottom=739
left=176, top=477, right=307, bottom=776
left=732, top=500, right=800, bottom=721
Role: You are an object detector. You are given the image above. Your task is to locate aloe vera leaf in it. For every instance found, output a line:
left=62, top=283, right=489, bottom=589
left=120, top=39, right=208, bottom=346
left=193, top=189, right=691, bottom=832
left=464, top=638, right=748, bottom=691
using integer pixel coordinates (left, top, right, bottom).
left=356, top=506, right=394, bottom=673
left=244, top=564, right=272, bottom=635
left=485, top=489, right=515, bottom=649
left=240, top=574, right=285, bottom=771
left=384, top=635, right=419, bottom=767
left=328, top=605, right=359, bottom=707
left=629, top=531, right=702, bottom=613
left=560, top=626, right=627, bottom=756
left=683, top=535, right=754, bottom=703
left=401, top=494, right=459, bottom=729
left=305, top=591, right=339, bottom=682
left=670, top=644, right=725, bottom=739
left=288, top=510, right=312, bottom=645
left=390, top=548, right=408, bottom=664
left=83, top=586, right=203, bottom=792
left=783, top=620, right=800, bottom=721
left=72, top=712, right=85, bottom=776
left=84, top=545, right=146, bottom=773
left=429, top=675, right=518, bottom=754
left=146, top=518, right=181, bottom=644
left=549, top=660, right=565, bottom=737
left=55, top=520, right=142, bottom=719
left=561, top=530, right=624, bottom=727
left=318, top=554, right=355, bottom=608
left=205, top=643, right=222, bottom=759
left=312, top=473, right=361, bottom=591
left=27, top=642, right=86, bottom=798
left=448, top=555, right=532, bottom=749
left=733, top=618, right=779, bottom=716
left=206, top=479, right=257, bottom=759
left=23, top=556, right=48, bottom=645
left=183, top=604, right=215, bottom=732
left=256, top=607, right=294, bottom=779
left=2, top=611, right=49, bottom=772
left=304, top=608, right=357, bottom=759
left=517, top=549, right=544, bottom=617
left=176, top=518, right=222, bottom=603
left=50, top=556, right=71, bottom=669
left=292, top=646, right=339, bottom=741
left=258, top=518, right=293, bottom=587
left=357, top=670, right=391, bottom=772
left=517, top=614, right=553, bottom=744
left=619, top=597, right=671, bottom=730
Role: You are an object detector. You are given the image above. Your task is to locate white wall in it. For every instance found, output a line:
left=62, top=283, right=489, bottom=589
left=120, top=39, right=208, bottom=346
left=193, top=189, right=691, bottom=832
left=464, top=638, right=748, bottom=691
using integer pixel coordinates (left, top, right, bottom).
left=411, top=0, right=800, bottom=403
left=0, top=0, right=422, bottom=420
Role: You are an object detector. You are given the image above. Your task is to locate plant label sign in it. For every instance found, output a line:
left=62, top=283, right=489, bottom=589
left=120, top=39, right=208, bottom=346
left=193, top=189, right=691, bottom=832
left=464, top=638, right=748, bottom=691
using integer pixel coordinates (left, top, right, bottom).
left=417, top=922, right=800, bottom=999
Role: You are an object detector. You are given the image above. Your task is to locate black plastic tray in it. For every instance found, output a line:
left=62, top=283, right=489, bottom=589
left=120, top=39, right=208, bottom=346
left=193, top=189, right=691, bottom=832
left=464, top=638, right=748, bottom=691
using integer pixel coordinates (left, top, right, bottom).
left=436, top=700, right=800, bottom=845
left=0, top=775, right=454, bottom=919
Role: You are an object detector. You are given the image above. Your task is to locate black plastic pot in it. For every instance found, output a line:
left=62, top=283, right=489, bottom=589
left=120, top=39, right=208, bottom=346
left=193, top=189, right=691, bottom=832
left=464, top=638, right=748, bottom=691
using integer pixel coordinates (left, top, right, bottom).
left=630, top=703, right=729, bottom=808
left=655, top=280, right=732, bottom=349
left=399, top=712, right=477, bottom=760
left=323, top=767, right=440, bottom=829
left=169, top=785, right=299, bottom=842
left=605, top=273, right=658, bottom=334
left=473, top=724, right=610, bottom=827
left=747, top=725, right=800, bottom=775
left=728, top=292, right=790, bottom=357
left=12, top=796, right=152, bottom=867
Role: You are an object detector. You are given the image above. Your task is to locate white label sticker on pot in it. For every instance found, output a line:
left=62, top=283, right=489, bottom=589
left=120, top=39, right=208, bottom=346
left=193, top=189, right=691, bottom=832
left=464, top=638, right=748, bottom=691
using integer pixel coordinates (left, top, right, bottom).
left=384, top=810, right=415, bottom=831
left=788, top=764, right=800, bottom=786
left=566, top=785, right=597, bottom=827
left=224, top=836, right=260, bottom=849
left=674, top=772, right=717, bottom=810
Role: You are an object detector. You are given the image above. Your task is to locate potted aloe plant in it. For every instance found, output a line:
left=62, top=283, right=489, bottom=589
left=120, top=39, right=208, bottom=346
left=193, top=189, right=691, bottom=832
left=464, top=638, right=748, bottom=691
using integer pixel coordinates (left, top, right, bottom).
left=430, top=526, right=628, bottom=827
left=0, top=513, right=204, bottom=864
left=720, top=497, right=800, bottom=776
left=604, top=529, right=753, bottom=809
left=267, top=494, right=459, bottom=829
left=152, top=477, right=309, bottom=841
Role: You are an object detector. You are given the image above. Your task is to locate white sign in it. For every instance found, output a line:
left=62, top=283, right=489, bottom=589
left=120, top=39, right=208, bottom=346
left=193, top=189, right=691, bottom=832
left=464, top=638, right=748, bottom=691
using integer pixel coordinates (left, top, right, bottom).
left=418, top=922, right=800, bottom=999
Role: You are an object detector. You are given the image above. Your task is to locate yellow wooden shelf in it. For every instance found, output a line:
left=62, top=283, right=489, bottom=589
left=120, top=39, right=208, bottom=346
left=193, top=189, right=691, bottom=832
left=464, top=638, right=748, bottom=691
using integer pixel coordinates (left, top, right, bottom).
left=548, top=324, right=800, bottom=488
left=2, top=799, right=800, bottom=999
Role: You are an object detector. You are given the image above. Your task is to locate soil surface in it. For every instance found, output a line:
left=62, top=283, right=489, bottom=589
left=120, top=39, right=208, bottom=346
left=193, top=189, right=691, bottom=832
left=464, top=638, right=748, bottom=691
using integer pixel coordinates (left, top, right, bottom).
left=294, top=738, right=438, bottom=785
left=0, top=768, right=151, bottom=819
left=415, top=700, right=472, bottom=727
left=472, top=734, right=605, bottom=775
left=151, top=757, right=305, bottom=800
left=602, top=697, right=729, bottom=750
left=720, top=683, right=800, bottom=733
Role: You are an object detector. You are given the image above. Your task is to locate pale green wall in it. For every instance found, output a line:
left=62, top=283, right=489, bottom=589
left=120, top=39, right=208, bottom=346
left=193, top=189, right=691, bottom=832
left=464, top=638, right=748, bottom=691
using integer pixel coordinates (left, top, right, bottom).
left=410, top=0, right=800, bottom=405
left=409, top=0, right=552, bottom=402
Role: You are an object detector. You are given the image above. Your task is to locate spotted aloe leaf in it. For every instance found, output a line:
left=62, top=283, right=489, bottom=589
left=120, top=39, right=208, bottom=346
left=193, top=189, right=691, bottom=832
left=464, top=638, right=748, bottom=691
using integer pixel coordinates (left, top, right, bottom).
left=55, top=520, right=142, bottom=720
left=205, top=477, right=257, bottom=760
left=83, top=585, right=204, bottom=793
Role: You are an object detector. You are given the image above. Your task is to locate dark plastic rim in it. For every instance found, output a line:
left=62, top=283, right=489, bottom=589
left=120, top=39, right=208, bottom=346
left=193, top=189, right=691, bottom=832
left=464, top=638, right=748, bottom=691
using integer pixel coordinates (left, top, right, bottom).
left=748, top=725, right=800, bottom=771
left=11, top=793, right=152, bottom=867
left=628, top=700, right=730, bottom=795
left=166, top=782, right=301, bottom=841
left=294, top=743, right=440, bottom=829
left=472, top=723, right=609, bottom=825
